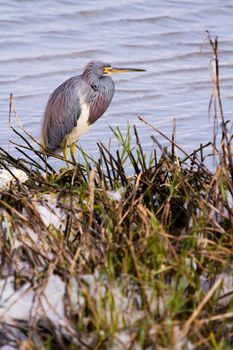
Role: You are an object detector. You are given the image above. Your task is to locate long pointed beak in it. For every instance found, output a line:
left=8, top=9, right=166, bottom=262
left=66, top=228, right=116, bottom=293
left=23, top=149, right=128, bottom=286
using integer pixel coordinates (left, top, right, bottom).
left=104, top=67, right=146, bottom=74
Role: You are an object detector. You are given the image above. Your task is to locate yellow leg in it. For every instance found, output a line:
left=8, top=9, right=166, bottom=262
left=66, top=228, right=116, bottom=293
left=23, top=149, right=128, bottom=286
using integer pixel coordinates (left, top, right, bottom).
left=70, top=142, right=77, bottom=164
left=63, top=138, right=69, bottom=168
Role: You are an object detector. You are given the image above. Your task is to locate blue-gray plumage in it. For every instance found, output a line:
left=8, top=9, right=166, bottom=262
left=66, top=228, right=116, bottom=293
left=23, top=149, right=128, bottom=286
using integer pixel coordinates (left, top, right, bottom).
left=42, top=60, right=145, bottom=163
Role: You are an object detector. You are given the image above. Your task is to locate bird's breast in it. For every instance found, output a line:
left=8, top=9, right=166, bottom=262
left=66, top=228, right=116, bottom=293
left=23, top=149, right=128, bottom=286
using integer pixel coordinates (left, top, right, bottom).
left=66, top=103, right=92, bottom=146
left=89, top=80, right=114, bottom=125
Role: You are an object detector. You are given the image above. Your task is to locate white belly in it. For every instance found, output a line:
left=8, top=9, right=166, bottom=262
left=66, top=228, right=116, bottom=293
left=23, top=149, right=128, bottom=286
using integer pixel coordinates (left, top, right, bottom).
left=66, top=103, right=92, bottom=146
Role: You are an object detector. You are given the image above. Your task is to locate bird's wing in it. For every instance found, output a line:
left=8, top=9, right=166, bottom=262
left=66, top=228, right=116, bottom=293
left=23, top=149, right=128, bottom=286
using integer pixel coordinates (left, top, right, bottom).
left=42, top=76, right=90, bottom=152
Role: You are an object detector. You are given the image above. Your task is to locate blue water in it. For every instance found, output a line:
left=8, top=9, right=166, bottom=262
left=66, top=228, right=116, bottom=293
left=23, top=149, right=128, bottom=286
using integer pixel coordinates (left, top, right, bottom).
left=0, top=0, right=232, bottom=166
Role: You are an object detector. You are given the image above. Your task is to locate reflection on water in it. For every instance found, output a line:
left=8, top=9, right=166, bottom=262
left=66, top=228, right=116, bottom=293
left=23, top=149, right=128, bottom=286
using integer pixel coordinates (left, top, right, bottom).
left=0, top=0, right=233, bottom=166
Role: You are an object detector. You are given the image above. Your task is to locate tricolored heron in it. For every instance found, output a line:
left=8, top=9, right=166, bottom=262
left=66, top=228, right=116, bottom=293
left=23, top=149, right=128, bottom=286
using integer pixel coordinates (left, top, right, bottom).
left=41, top=61, right=145, bottom=163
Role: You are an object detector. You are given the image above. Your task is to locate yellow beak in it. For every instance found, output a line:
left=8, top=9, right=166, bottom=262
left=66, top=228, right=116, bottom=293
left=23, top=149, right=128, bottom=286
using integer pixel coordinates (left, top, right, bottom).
left=103, top=66, right=146, bottom=75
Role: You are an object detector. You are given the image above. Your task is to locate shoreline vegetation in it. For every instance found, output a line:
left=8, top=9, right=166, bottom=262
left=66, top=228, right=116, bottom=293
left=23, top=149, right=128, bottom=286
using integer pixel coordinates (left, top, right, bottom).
left=0, top=35, right=232, bottom=349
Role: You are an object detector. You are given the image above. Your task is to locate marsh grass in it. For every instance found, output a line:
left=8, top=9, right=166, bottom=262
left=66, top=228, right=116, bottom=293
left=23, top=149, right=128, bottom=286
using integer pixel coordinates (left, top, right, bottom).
left=0, top=35, right=233, bottom=349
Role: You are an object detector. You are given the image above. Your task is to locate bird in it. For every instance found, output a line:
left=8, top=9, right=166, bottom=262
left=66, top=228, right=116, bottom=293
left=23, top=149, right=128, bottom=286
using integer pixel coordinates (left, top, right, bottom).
left=41, top=60, right=146, bottom=164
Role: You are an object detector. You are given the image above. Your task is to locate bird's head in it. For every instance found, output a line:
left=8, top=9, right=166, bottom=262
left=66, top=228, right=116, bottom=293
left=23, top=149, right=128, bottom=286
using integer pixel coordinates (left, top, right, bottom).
left=82, top=61, right=146, bottom=79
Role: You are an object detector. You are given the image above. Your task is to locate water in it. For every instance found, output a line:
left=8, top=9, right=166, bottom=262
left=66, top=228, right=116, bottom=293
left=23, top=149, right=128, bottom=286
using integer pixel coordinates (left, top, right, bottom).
left=0, top=0, right=232, bottom=166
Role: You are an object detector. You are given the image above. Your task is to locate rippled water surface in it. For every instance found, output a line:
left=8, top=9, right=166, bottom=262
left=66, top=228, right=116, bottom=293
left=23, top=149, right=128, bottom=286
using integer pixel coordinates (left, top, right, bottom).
left=1, top=0, right=233, bottom=164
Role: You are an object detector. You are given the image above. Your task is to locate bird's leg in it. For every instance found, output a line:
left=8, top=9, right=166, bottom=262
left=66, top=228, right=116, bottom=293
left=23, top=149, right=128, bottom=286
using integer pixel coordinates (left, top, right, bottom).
left=70, top=142, right=77, bottom=164
left=63, top=138, right=69, bottom=168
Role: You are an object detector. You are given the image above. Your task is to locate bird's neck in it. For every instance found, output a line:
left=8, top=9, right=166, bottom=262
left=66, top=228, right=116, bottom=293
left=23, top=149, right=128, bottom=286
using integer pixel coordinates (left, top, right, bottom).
left=82, top=72, right=109, bottom=91
left=82, top=71, right=98, bottom=85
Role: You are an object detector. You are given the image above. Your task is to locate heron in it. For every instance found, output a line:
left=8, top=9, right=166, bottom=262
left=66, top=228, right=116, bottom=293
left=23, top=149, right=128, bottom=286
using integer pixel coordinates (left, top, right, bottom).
left=41, top=60, right=145, bottom=164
